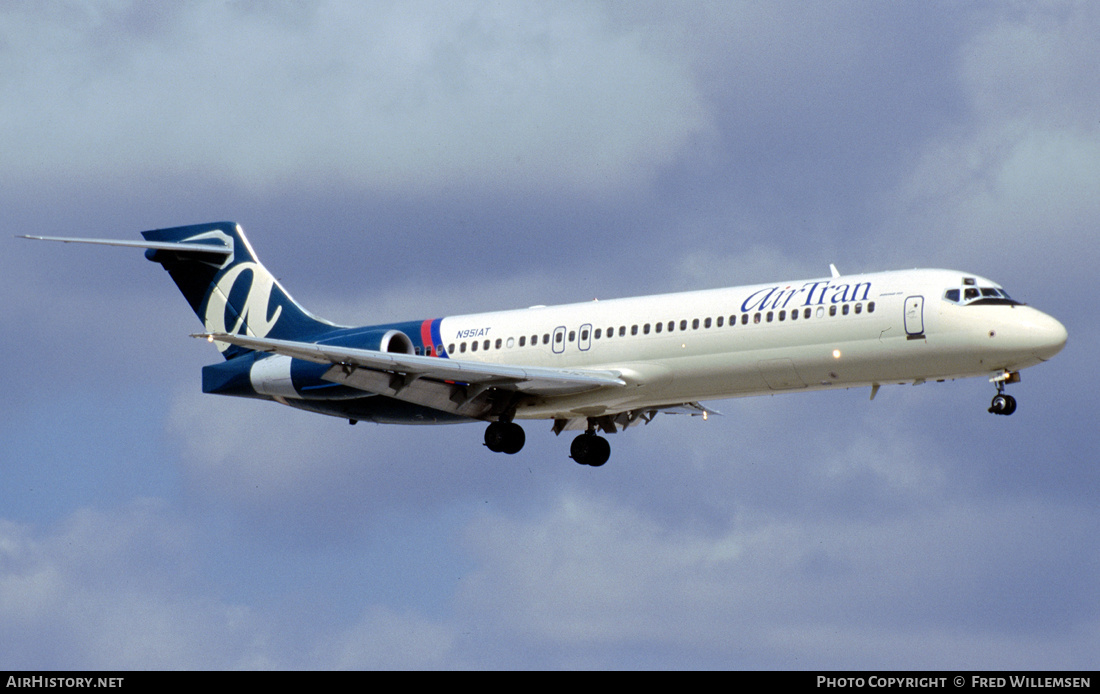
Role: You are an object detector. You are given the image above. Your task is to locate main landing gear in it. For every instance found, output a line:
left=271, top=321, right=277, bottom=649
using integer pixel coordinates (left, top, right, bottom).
left=570, top=429, right=611, bottom=467
left=483, top=420, right=613, bottom=466
left=988, top=373, right=1018, bottom=416
left=484, top=421, right=525, bottom=454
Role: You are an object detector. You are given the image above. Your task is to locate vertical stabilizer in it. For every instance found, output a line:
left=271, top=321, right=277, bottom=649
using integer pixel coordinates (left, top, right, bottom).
left=142, top=222, right=340, bottom=359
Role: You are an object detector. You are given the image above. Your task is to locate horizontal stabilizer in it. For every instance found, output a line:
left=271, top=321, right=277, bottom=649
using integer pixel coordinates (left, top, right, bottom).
left=19, top=235, right=232, bottom=255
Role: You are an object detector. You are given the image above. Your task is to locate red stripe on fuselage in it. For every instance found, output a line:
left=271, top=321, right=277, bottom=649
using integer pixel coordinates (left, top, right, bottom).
left=420, top=318, right=434, bottom=356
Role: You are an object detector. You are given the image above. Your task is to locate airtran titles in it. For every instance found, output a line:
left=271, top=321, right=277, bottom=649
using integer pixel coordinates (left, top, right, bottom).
left=740, top=280, right=872, bottom=313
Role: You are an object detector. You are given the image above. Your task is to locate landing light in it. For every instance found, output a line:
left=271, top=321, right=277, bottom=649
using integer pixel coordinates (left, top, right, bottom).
left=832, top=349, right=842, bottom=359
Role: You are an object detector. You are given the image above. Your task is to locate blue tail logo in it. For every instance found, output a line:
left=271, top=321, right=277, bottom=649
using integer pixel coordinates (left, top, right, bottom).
left=143, top=222, right=339, bottom=358
left=201, top=255, right=284, bottom=353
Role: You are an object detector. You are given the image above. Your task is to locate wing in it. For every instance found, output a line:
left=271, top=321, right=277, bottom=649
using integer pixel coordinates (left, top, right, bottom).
left=196, top=331, right=626, bottom=403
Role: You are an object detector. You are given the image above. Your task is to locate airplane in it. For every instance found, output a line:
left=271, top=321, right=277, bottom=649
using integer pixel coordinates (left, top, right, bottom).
left=22, top=221, right=1067, bottom=466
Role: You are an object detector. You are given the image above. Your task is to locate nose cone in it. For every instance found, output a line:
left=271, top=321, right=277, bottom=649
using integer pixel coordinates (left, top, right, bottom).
left=1030, top=311, right=1068, bottom=361
left=982, top=306, right=1067, bottom=367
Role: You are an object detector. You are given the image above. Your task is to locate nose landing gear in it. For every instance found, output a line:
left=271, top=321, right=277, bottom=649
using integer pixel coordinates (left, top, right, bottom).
left=989, top=393, right=1017, bottom=415
left=988, top=372, right=1019, bottom=415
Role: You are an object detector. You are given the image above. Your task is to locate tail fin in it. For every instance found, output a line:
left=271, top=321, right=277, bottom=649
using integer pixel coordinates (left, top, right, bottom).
left=142, top=222, right=340, bottom=359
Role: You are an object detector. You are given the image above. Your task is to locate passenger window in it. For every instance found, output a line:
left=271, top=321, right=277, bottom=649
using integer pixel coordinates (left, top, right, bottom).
left=496, top=338, right=502, bottom=349
left=854, top=303, right=862, bottom=314
left=619, top=326, right=626, bottom=337
left=704, top=317, right=712, bottom=328
left=766, top=311, right=773, bottom=322
left=448, top=343, right=455, bottom=354
left=829, top=305, right=837, bottom=316
left=790, top=309, right=798, bottom=321
left=754, top=313, right=761, bottom=324
left=692, top=318, right=700, bottom=329
left=555, top=332, right=563, bottom=344
left=484, top=340, right=490, bottom=350
left=594, top=329, right=601, bottom=339
left=804, top=308, right=811, bottom=319
left=867, top=302, right=875, bottom=313
left=842, top=304, right=849, bottom=315
left=655, top=322, right=662, bottom=333
left=519, top=336, right=526, bottom=347
left=631, top=325, right=638, bottom=336
left=716, top=316, right=724, bottom=327
left=816, top=307, right=824, bottom=318
left=506, top=337, right=513, bottom=348
left=742, top=314, right=749, bottom=325
left=568, top=331, right=575, bottom=342
left=543, top=334, right=550, bottom=345
left=680, top=320, right=688, bottom=331
left=778, top=310, right=785, bottom=321
left=667, top=321, right=675, bottom=332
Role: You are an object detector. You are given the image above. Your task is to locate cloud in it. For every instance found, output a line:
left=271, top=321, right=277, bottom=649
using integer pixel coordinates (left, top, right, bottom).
left=455, top=491, right=1100, bottom=668
left=0, top=500, right=270, bottom=669
left=1, top=1, right=709, bottom=196
left=884, top=3, right=1100, bottom=280
left=2, top=485, right=1095, bottom=669
left=315, top=606, right=456, bottom=669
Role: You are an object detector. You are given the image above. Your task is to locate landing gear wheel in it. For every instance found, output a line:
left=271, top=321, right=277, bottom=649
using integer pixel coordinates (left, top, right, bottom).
left=988, top=393, right=1017, bottom=416
left=989, top=394, right=1007, bottom=414
left=484, top=422, right=525, bottom=454
left=570, top=433, right=611, bottom=467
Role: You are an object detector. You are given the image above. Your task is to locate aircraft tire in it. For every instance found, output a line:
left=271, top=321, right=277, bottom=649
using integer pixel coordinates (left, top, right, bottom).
left=484, top=422, right=506, bottom=452
left=501, top=422, right=525, bottom=454
left=570, top=433, right=610, bottom=466
left=485, top=422, right=525, bottom=454
left=989, top=393, right=1017, bottom=415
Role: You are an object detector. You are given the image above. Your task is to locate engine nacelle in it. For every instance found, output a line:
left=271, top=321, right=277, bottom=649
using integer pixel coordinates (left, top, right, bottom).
left=374, top=329, right=415, bottom=354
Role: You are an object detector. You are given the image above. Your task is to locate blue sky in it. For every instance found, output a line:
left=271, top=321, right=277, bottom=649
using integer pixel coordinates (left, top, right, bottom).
left=2, top=1, right=1097, bottom=669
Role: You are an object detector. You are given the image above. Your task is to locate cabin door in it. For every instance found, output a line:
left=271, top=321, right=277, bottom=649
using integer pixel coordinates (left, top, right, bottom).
left=904, top=296, right=925, bottom=336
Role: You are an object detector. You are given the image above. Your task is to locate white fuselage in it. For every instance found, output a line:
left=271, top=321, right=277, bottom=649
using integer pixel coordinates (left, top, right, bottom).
left=429, top=268, right=1066, bottom=420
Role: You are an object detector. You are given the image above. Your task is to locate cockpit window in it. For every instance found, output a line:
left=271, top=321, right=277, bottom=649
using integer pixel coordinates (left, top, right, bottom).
left=944, top=285, right=1022, bottom=306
